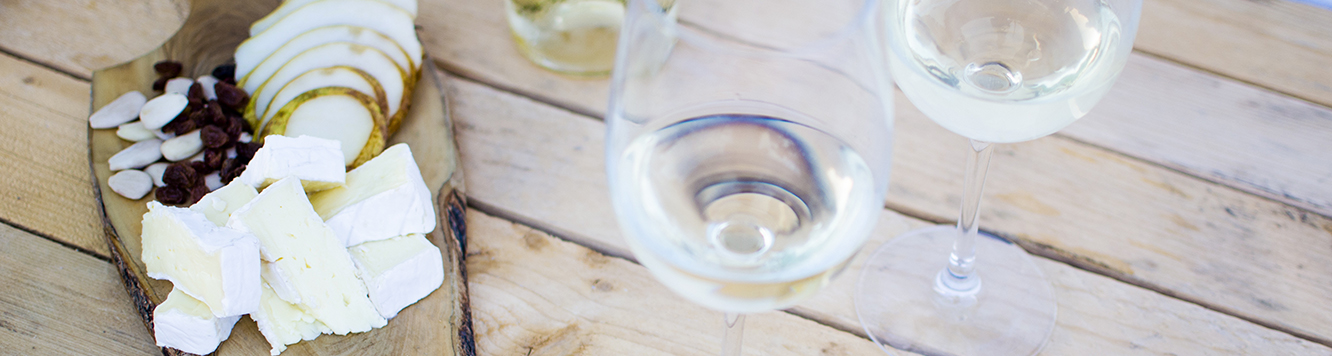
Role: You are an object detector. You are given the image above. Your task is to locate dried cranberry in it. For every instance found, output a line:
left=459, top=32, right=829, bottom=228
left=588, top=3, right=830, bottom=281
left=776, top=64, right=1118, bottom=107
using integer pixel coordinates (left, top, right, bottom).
left=154, top=61, right=183, bottom=78
left=152, top=76, right=170, bottom=91
left=204, top=148, right=227, bottom=170
left=163, top=162, right=200, bottom=188
left=212, top=63, right=236, bottom=82
left=155, top=186, right=189, bottom=205
left=201, top=125, right=229, bottom=149
left=214, top=81, right=249, bottom=109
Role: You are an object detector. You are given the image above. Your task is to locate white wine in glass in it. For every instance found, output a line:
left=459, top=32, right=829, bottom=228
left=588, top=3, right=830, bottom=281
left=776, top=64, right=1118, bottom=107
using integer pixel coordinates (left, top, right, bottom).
left=855, top=0, right=1142, bottom=355
left=607, top=0, right=896, bottom=354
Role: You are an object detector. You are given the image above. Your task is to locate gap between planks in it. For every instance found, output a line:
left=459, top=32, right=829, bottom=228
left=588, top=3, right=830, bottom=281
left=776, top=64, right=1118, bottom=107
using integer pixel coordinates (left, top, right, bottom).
left=0, top=46, right=92, bottom=82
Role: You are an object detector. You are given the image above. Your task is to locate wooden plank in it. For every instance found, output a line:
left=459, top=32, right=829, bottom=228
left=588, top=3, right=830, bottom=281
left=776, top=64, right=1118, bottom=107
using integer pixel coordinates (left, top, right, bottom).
left=442, top=74, right=1332, bottom=353
left=0, top=0, right=188, bottom=79
left=421, top=0, right=1332, bottom=219
left=464, top=210, right=898, bottom=356
left=1135, top=0, right=1332, bottom=108
left=0, top=222, right=157, bottom=355
left=1062, top=54, right=1332, bottom=216
left=0, top=52, right=107, bottom=257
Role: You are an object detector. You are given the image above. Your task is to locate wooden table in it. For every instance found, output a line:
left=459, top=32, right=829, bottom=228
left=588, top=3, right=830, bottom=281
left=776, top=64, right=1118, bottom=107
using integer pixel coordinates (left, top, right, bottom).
left=2, top=0, right=1331, bottom=354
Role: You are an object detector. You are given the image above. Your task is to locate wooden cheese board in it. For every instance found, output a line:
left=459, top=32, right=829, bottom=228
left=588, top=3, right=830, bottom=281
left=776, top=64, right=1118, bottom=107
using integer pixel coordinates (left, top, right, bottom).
left=86, top=0, right=475, bottom=354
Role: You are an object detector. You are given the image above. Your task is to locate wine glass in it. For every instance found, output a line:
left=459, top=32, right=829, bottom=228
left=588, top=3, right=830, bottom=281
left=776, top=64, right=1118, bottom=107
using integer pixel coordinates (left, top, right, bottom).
left=605, top=0, right=895, bottom=354
left=854, top=0, right=1142, bottom=355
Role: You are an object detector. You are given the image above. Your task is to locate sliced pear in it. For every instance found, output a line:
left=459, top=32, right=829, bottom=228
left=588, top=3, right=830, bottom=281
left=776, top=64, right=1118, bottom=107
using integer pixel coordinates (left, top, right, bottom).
left=263, top=87, right=387, bottom=167
left=260, top=66, right=388, bottom=132
left=245, top=42, right=405, bottom=132
left=239, top=25, right=413, bottom=95
left=249, top=0, right=418, bottom=36
left=234, top=0, right=422, bottom=82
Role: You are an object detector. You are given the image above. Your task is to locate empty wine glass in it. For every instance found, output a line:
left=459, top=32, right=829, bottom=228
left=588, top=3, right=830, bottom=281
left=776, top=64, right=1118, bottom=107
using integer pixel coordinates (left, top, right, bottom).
left=605, top=0, right=895, bottom=354
left=854, top=0, right=1142, bottom=355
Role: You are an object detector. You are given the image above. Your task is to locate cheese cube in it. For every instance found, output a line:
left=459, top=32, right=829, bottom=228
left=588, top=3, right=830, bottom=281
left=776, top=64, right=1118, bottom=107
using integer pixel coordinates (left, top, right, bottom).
left=310, top=144, right=436, bottom=247
left=238, top=135, right=346, bottom=192
left=348, top=233, right=444, bottom=319
left=251, top=280, right=332, bottom=356
left=190, top=180, right=259, bottom=226
left=141, top=202, right=260, bottom=317
left=153, top=288, right=241, bottom=355
left=227, top=177, right=387, bottom=334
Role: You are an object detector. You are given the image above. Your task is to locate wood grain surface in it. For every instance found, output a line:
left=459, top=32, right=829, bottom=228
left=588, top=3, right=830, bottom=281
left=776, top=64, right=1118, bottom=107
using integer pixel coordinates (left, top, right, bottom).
left=422, top=0, right=1332, bottom=345
left=0, top=223, right=158, bottom=355
left=0, top=0, right=190, bottom=79
left=442, top=73, right=1332, bottom=355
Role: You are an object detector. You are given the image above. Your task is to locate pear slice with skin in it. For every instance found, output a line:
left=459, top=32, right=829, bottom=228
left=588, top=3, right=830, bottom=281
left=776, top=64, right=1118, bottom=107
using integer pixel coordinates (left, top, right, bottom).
left=249, top=0, right=418, bottom=36
left=260, top=66, right=388, bottom=134
left=262, top=87, right=387, bottom=168
left=239, top=25, right=414, bottom=96
left=234, top=0, right=422, bottom=83
left=244, top=42, right=407, bottom=133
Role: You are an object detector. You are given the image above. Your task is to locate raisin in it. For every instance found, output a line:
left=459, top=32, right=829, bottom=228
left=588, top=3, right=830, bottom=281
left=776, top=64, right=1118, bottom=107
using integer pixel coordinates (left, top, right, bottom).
left=190, top=161, right=213, bottom=175
left=212, top=63, right=236, bottom=82
left=220, top=159, right=245, bottom=184
left=152, top=76, right=170, bottom=91
left=226, top=116, right=245, bottom=142
left=234, top=142, right=260, bottom=164
left=204, top=148, right=227, bottom=170
left=214, top=81, right=249, bottom=109
left=155, top=186, right=189, bottom=205
left=162, top=109, right=197, bottom=135
left=163, top=162, right=199, bottom=188
left=187, top=82, right=205, bottom=106
left=206, top=100, right=227, bottom=126
left=201, top=125, right=229, bottom=149
left=189, top=184, right=210, bottom=205
left=154, top=61, right=183, bottom=78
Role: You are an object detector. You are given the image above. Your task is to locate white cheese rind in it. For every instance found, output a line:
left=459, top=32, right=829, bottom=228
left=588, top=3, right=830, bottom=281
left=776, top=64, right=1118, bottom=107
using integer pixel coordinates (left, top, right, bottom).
left=348, top=233, right=444, bottom=319
left=310, top=143, right=435, bottom=247
left=141, top=202, right=261, bottom=317
left=190, top=180, right=259, bottom=226
left=153, top=288, right=241, bottom=355
left=227, top=177, right=387, bottom=334
left=239, top=135, right=346, bottom=192
left=251, top=282, right=331, bottom=356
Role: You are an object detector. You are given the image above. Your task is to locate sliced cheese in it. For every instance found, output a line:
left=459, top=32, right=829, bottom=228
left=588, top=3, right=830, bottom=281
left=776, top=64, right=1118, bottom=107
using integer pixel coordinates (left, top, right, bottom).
left=238, top=135, right=346, bottom=192
left=153, top=288, right=241, bottom=355
left=227, top=177, right=387, bottom=334
left=347, top=233, right=443, bottom=319
left=190, top=180, right=259, bottom=226
left=310, top=143, right=435, bottom=247
left=141, top=202, right=261, bottom=317
left=251, top=281, right=332, bottom=356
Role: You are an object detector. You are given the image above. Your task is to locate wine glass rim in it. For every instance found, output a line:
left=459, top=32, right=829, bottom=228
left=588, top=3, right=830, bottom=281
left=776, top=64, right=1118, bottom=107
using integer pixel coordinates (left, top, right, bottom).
left=630, top=0, right=882, bottom=55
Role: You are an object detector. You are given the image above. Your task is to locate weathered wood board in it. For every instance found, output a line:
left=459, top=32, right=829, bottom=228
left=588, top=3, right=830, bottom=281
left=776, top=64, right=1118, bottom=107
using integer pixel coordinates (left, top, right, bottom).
left=86, top=0, right=473, bottom=354
left=442, top=74, right=1332, bottom=355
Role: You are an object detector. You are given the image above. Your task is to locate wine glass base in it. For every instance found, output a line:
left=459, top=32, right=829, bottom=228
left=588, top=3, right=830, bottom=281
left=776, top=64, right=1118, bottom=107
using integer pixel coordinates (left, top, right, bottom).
left=854, top=226, right=1056, bottom=356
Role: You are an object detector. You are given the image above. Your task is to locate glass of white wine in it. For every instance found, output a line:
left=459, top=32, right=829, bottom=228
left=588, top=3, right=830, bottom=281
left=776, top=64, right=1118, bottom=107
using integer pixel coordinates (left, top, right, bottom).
left=854, top=0, right=1142, bottom=355
left=605, top=0, right=895, bottom=354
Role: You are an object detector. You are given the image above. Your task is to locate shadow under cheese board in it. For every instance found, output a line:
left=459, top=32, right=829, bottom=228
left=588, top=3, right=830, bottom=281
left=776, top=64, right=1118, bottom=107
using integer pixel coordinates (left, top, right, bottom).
left=86, top=0, right=475, bottom=354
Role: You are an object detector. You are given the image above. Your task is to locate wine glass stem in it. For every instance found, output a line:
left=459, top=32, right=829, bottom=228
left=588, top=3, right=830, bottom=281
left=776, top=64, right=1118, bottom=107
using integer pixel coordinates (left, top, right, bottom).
left=721, top=313, right=746, bottom=356
left=938, top=139, right=994, bottom=295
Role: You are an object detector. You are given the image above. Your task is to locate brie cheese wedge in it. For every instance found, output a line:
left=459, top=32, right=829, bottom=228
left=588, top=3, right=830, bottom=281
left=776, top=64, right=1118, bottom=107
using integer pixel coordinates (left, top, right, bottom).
left=251, top=281, right=332, bottom=356
left=310, top=143, right=435, bottom=247
left=190, top=180, right=260, bottom=226
left=347, top=233, right=443, bottom=318
left=141, top=202, right=261, bottom=317
left=238, top=135, right=346, bottom=192
left=227, top=177, right=387, bottom=334
left=153, top=288, right=242, bottom=355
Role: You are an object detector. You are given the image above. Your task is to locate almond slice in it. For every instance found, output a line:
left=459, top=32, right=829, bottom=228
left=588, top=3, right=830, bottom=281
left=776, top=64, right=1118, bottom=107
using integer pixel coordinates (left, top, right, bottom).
left=162, top=130, right=204, bottom=162
left=145, top=162, right=170, bottom=187
left=141, top=93, right=189, bottom=130
left=196, top=75, right=220, bottom=100
left=164, top=78, right=195, bottom=96
left=108, top=169, right=154, bottom=200
left=109, top=139, right=164, bottom=171
left=117, top=121, right=158, bottom=142
left=90, top=91, right=147, bottom=129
